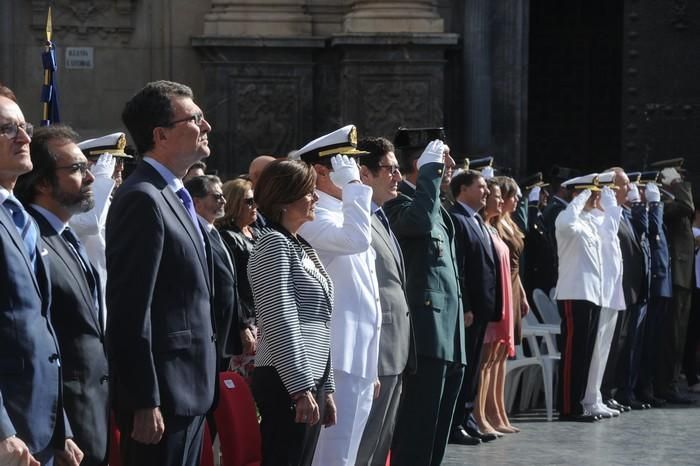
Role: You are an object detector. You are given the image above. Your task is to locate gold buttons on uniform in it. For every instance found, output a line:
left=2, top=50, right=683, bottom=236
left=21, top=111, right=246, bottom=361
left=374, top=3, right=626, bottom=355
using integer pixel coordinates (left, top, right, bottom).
left=425, top=300, right=431, bottom=306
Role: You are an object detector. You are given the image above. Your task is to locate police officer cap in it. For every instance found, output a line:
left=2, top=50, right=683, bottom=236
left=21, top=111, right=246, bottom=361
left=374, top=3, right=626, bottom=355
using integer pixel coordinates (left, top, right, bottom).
left=393, top=127, right=447, bottom=150
left=296, top=125, right=369, bottom=164
left=78, top=132, right=132, bottom=158
left=520, top=172, right=549, bottom=190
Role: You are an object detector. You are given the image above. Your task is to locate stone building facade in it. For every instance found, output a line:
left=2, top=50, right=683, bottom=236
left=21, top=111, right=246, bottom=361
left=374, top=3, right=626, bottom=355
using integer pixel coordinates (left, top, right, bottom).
left=0, top=1, right=697, bottom=184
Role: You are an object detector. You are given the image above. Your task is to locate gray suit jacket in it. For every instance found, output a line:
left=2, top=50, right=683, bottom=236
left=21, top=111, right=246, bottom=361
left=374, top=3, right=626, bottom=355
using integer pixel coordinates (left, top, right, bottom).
left=371, top=213, right=416, bottom=376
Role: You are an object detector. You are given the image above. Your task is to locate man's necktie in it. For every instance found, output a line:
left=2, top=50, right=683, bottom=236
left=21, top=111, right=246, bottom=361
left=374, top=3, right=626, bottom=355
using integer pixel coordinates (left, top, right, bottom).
left=62, top=226, right=100, bottom=313
left=3, top=195, right=38, bottom=269
left=176, top=187, right=205, bottom=246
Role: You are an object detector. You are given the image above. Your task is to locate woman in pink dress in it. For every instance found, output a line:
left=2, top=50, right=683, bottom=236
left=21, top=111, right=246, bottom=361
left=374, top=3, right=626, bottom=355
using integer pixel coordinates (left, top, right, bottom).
left=473, top=179, right=517, bottom=435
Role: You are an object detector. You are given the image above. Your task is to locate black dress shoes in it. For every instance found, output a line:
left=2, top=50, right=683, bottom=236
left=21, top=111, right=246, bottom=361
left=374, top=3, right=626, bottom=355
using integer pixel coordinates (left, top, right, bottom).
left=638, top=395, right=667, bottom=407
left=605, top=399, right=631, bottom=412
left=464, top=426, right=498, bottom=442
left=449, top=427, right=481, bottom=446
left=558, top=412, right=600, bottom=422
left=617, top=398, right=650, bottom=410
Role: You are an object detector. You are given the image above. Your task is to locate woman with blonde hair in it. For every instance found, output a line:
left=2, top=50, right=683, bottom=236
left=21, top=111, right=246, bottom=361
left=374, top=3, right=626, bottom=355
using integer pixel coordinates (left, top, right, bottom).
left=216, top=177, right=259, bottom=381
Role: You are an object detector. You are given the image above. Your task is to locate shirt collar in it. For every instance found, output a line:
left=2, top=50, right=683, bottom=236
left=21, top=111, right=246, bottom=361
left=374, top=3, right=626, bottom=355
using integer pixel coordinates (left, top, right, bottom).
left=30, top=204, right=67, bottom=234
left=143, top=157, right=183, bottom=193
left=0, top=187, right=11, bottom=204
left=197, top=214, right=214, bottom=232
left=458, top=200, right=479, bottom=218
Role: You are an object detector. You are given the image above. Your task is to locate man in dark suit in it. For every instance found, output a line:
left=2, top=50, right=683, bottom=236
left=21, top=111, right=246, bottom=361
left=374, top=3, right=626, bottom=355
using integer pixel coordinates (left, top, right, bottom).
left=637, top=181, right=672, bottom=405
left=106, top=80, right=217, bottom=466
left=0, top=86, right=82, bottom=465
left=15, top=125, right=110, bottom=465
left=600, top=168, right=649, bottom=411
left=186, top=174, right=241, bottom=368
left=449, top=170, right=502, bottom=443
left=384, top=130, right=466, bottom=466
left=356, top=137, right=416, bottom=465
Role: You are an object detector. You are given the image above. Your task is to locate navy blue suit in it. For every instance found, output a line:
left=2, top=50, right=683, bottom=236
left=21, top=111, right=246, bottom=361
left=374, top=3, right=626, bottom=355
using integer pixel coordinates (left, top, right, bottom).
left=449, top=201, right=501, bottom=429
left=106, top=161, right=217, bottom=465
left=0, top=201, right=69, bottom=456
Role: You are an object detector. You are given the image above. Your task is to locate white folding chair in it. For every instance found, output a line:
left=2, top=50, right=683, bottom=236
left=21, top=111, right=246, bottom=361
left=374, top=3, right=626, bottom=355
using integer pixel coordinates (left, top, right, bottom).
left=533, top=288, right=561, bottom=326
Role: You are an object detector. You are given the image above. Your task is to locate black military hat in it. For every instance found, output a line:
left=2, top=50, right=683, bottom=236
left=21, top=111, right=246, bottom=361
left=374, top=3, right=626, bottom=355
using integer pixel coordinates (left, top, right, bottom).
left=649, top=157, right=684, bottom=170
left=466, top=156, right=493, bottom=173
left=520, top=171, right=549, bottom=190
left=393, top=127, right=447, bottom=150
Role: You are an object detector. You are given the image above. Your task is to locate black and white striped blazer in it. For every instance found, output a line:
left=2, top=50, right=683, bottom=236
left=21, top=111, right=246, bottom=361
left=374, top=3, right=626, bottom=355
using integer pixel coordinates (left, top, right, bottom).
left=248, top=225, right=334, bottom=395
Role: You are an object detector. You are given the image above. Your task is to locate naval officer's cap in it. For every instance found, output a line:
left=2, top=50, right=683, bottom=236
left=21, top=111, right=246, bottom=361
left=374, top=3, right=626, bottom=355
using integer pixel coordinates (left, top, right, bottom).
left=561, top=173, right=602, bottom=191
left=295, top=125, right=369, bottom=164
left=78, top=132, right=132, bottom=159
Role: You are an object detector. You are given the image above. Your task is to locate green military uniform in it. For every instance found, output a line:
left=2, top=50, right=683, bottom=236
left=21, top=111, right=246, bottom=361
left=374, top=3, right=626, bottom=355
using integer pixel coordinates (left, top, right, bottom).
left=384, top=161, right=466, bottom=466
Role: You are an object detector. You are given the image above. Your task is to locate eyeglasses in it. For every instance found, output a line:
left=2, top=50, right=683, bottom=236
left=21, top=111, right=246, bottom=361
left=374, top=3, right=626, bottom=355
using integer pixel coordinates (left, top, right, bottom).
left=209, top=192, right=225, bottom=202
left=243, top=197, right=255, bottom=207
left=378, top=164, right=401, bottom=175
left=56, top=162, right=90, bottom=177
left=166, top=113, right=205, bottom=127
left=0, top=121, right=34, bottom=140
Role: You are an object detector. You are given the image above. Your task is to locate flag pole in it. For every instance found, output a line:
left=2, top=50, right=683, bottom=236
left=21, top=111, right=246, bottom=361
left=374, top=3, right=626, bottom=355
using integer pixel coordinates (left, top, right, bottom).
left=41, top=6, right=52, bottom=124
left=41, top=3, right=60, bottom=126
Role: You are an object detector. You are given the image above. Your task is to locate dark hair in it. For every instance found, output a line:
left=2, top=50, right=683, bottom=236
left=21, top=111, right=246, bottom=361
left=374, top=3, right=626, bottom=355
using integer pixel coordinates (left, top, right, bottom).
left=15, top=125, right=79, bottom=204
left=357, top=137, right=395, bottom=173
left=121, top=80, right=193, bottom=155
left=0, top=84, right=17, bottom=102
left=255, top=160, right=316, bottom=223
left=449, top=169, right=483, bottom=199
left=184, top=174, right=221, bottom=199
left=187, top=161, right=207, bottom=173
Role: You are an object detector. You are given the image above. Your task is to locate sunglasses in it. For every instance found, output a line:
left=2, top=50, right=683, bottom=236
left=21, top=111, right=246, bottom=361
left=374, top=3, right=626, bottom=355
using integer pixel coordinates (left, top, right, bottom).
left=244, top=197, right=255, bottom=207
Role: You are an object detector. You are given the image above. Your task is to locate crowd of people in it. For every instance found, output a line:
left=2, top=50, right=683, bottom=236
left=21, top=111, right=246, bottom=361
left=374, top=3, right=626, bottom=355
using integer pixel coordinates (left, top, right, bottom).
left=0, top=78, right=698, bottom=466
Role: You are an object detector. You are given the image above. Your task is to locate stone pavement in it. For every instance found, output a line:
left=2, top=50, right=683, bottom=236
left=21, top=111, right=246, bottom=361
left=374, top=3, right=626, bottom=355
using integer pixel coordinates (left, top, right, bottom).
left=444, top=397, right=700, bottom=465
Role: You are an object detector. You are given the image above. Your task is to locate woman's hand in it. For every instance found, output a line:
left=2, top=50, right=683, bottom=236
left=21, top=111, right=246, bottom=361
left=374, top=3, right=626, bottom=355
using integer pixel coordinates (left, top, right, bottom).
left=323, top=394, right=337, bottom=428
left=293, top=390, right=320, bottom=425
left=241, top=328, right=257, bottom=354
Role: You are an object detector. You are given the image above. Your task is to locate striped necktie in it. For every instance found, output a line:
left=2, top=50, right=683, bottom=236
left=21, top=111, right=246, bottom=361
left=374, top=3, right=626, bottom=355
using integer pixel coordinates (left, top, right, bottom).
left=3, top=195, right=38, bottom=269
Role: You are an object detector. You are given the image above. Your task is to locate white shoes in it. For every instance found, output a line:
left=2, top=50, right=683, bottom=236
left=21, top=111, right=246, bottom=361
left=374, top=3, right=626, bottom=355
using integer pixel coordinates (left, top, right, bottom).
left=583, top=403, right=620, bottom=418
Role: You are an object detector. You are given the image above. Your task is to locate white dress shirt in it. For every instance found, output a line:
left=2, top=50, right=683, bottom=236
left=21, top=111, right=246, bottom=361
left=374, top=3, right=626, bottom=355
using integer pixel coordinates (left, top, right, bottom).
left=299, top=184, right=382, bottom=380
left=554, top=191, right=605, bottom=305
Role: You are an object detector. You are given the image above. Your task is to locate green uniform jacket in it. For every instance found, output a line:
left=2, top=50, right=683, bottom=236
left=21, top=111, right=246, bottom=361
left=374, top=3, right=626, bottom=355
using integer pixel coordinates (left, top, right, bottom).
left=383, top=162, right=466, bottom=365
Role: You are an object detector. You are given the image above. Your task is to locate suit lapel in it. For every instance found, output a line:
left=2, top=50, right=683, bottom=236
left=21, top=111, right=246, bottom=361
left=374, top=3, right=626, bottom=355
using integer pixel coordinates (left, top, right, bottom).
left=30, top=208, right=103, bottom=334
left=1, top=205, right=41, bottom=295
left=162, top=187, right=211, bottom=288
left=372, top=215, right=404, bottom=281
left=455, top=203, right=494, bottom=264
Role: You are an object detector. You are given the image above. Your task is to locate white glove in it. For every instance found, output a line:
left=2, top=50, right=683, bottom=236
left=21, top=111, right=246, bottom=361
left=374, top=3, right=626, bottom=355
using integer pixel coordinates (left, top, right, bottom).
left=90, top=153, right=116, bottom=179
left=626, top=183, right=641, bottom=203
left=660, top=167, right=681, bottom=186
left=528, top=186, right=541, bottom=203
left=329, top=155, right=360, bottom=188
left=600, top=186, right=617, bottom=210
left=481, top=166, right=495, bottom=180
left=645, top=182, right=661, bottom=203
left=416, top=140, right=445, bottom=170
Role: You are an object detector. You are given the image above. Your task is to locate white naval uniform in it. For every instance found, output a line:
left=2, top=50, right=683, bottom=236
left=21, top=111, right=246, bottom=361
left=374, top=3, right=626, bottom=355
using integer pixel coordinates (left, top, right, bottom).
left=299, top=184, right=382, bottom=466
left=582, top=204, right=626, bottom=411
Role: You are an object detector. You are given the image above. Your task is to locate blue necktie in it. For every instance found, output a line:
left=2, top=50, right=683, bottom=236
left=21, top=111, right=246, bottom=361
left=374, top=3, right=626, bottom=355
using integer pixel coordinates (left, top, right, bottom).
left=176, top=187, right=205, bottom=246
left=62, top=226, right=100, bottom=314
left=3, top=195, right=38, bottom=270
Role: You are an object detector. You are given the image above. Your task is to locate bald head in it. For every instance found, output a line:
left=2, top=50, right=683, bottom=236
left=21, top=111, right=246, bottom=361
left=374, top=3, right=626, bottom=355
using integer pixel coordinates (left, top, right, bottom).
left=249, top=155, right=275, bottom=188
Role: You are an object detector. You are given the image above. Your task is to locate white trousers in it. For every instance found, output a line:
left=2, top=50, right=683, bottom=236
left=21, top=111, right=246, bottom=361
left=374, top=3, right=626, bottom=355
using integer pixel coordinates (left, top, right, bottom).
left=312, top=370, right=375, bottom=466
left=582, top=307, right=619, bottom=408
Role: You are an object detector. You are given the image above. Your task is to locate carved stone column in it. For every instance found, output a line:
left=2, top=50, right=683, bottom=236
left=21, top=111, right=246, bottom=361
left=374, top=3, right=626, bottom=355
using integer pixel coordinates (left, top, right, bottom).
left=202, top=0, right=311, bottom=36
left=343, top=0, right=444, bottom=33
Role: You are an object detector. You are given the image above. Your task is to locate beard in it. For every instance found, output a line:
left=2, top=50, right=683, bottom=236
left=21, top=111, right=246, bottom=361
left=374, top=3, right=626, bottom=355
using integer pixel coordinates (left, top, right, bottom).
left=52, top=184, right=95, bottom=214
